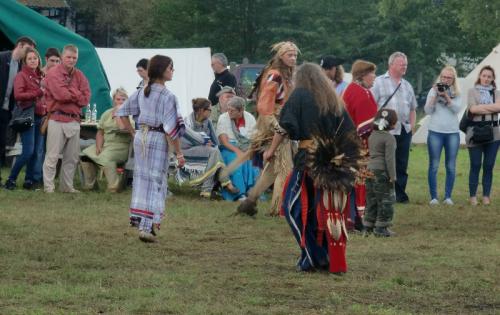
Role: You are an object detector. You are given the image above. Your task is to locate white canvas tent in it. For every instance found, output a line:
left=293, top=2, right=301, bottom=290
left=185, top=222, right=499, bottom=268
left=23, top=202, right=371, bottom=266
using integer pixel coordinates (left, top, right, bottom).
left=412, top=43, right=500, bottom=144
left=96, top=47, right=213, bottom=117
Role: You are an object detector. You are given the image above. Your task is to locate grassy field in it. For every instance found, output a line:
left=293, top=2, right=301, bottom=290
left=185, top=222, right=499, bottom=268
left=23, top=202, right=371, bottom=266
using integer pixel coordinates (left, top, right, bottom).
left=0, top=145, right=499, bottom=315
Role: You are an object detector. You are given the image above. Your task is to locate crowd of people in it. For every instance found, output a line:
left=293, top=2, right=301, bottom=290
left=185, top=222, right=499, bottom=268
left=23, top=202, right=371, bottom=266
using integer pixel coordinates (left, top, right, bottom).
left=1, top=36, right=500, bottom=273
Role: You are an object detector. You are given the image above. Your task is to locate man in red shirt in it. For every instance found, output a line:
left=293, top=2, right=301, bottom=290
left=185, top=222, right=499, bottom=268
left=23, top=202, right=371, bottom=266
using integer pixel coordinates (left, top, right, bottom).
left=43, top=44, right=91, bottom=193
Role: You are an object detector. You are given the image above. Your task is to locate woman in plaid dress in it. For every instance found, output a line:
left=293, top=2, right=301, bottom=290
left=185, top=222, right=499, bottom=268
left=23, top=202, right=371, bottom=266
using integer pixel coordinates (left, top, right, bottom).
left=117, top=55, right=185, bottom=243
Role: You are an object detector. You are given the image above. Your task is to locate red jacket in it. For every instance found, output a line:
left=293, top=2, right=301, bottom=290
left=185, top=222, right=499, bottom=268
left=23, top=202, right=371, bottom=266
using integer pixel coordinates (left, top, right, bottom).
left=343, top=82, right=378, bottom=128
left=44, top=63, right=91, bottom=122
left=13, top=65, right=45, bottom=116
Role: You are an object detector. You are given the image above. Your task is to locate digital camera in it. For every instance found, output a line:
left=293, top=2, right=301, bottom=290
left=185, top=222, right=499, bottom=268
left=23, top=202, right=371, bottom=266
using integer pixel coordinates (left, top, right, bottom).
left=436, top=83, right=449, bottom=92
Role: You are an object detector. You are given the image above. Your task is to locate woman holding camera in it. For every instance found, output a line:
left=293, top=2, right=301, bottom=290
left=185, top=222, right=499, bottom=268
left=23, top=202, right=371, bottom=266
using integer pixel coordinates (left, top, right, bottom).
left=465, top=65, right=500, bottom=206
left=424, top=66, right=461, bottom=205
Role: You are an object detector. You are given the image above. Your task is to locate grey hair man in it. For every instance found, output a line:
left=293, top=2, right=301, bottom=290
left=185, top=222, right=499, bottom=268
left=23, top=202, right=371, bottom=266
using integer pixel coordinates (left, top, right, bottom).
left=208, top=52, right=236, bottom=105
left=371, top=51, right=417, bottom=204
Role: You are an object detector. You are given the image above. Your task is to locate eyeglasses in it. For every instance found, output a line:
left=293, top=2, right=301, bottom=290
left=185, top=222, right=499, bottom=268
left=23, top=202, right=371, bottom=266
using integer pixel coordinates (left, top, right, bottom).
left=441, top=76, right=454, bottom=80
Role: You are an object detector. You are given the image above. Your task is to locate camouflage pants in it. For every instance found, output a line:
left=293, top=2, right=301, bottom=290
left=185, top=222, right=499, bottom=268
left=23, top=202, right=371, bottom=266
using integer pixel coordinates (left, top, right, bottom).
left=363, top=169, right=395, bottom=228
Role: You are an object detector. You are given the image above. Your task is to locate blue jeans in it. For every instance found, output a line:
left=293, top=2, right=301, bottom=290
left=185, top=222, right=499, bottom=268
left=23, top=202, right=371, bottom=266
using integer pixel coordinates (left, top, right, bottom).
left=427, top=131, right=459, bottom=200
left=8, top=115, right=46, bottom=183
left=468, top=140, right=500, bottom=197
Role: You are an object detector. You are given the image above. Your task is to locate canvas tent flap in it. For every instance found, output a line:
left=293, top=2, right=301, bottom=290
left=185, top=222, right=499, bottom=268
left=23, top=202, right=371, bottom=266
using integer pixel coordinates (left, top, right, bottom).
left=96, top=48, right=214, bottom=118
left=0, top=0, right=111, bottom=116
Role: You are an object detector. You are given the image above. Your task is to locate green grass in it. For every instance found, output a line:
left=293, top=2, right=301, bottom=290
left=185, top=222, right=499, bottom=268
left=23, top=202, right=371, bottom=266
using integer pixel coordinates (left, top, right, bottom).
left=0, top=145, right=499, bottom=314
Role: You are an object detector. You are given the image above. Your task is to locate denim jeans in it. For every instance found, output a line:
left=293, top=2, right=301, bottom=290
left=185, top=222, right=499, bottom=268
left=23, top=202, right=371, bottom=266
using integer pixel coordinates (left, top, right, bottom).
left=427, top=131, right=459, bottom=200
left=468, top=140, right=500, bottom=197
left=8, top=115, right=46, bottom=183
left=394, top=128, right=412, bottom=202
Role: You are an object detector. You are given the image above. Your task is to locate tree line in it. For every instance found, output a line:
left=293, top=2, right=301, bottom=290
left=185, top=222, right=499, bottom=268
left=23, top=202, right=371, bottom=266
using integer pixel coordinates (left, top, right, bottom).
left=69, top=0, right=500, bottom=95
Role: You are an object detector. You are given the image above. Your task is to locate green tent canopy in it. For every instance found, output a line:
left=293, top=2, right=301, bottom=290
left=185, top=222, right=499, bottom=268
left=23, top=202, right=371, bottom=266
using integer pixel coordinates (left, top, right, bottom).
left=0, top=0, right=112, bottom=116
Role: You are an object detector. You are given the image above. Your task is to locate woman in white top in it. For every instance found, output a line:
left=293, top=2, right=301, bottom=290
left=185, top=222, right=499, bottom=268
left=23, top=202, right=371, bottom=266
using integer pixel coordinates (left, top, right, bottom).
left=424, top=65, right=461, bottom=206
left=216, top=96, right=258, bottom=201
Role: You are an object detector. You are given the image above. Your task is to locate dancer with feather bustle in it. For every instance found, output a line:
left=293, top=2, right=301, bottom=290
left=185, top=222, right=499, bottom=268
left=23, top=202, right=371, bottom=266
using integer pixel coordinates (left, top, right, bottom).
left=279, top=63, right=362, bottom=273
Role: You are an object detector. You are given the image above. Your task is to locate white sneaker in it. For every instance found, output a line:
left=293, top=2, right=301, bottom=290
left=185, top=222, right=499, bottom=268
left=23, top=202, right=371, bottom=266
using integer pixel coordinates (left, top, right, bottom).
left=443, top=198, right=454, bottom=205
left=429, top=199, right=439, bottom=206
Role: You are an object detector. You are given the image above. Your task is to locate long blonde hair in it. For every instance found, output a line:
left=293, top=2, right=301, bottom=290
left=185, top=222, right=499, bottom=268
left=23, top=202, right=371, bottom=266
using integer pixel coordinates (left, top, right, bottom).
left=295, top=63, right=343, bottom=116
left=435, top=65, right=460, bottom=96
left=250, top=41, right=298, bottom=99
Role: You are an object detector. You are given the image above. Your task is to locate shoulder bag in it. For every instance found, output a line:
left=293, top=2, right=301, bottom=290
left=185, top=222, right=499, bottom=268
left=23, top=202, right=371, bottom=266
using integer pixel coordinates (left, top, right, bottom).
left=9, top=102, right=35, bottom=132
left=357, top=82, right=401, bottom=137
left=470, top=90, right=496, bottom=144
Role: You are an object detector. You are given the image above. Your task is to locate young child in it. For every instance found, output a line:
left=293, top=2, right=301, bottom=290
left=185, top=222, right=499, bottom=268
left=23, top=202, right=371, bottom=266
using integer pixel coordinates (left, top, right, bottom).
left=363, top=109, right=398, bottom=237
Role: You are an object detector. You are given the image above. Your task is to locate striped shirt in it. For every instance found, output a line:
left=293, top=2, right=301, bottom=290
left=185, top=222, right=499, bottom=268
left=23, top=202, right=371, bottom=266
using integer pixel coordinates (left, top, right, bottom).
left=117, top=83, right=184, bottom=139
left=371, top=72, right=417, bottom=135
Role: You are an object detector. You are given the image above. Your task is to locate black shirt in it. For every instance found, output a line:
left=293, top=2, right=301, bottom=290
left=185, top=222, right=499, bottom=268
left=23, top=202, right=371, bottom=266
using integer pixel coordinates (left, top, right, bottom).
left=208, top=69, right=236, bottom=105
left=280, top=88, right=355, bottom=170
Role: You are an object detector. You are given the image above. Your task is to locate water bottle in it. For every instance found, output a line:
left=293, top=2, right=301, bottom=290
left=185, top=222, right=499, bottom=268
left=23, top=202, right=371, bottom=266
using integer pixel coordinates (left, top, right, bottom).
left=85, top=104, right=91, bottom=122
left=91, top=103, right=97, bottom=122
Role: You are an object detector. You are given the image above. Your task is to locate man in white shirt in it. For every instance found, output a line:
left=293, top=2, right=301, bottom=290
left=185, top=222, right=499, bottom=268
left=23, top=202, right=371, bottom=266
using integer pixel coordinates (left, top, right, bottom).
left=371, top=51, right=417, bottom=203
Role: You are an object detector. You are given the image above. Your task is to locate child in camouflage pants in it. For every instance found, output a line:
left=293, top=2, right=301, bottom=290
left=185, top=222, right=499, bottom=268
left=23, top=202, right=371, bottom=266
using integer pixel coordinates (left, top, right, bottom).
left=364, top=109, right=398, bottom=237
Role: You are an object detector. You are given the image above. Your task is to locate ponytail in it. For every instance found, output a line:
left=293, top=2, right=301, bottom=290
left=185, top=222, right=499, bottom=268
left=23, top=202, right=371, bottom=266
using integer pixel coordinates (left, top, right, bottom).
left=144, top=83, right=152, bottom=97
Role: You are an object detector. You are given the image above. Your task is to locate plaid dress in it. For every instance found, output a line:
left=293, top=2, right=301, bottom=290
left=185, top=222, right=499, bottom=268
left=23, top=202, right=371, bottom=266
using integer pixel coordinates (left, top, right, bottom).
left=117, top=84, right=184, bottom=232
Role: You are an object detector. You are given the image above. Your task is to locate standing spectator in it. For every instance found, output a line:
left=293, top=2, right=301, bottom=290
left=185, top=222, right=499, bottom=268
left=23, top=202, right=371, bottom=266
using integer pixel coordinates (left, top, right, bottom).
left=364, top=109, right=398, bottom=237
left=424, top=66, right=461, bottom=206
left=41, top=48, right=61, bottom=74
left=43, top=44, right=91, bottom=193
left=342, top=60, right=378, bottom=230
left=320, top=55, right=348, bottom=95
left=117, top=55, right=185, bottom=243
left=136, top=58, right=148, bottom=89
left=371, top=51, right=417, bottom=203
left=0, top=36, right=36, bottom=185
left=4, top=47, right=45, bottom=190
left=210, top=86, right=235, bottom=128
left=208, top=53, right=236, bottom=105
left=465, top=65, right=500, bottom=206
left=81, top=88, right=133, bottom=192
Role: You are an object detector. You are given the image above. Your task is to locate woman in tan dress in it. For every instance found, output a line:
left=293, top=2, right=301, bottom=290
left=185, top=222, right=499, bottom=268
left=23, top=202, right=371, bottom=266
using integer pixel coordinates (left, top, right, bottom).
left=81, top=88, right=133, bottom=192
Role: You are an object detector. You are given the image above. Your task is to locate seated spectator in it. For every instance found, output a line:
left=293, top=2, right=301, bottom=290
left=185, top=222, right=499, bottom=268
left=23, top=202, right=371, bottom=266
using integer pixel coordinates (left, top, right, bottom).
left=4, top=47, right=45, bottom=190
left=216, top=96, right=258, bottom=201
left=80, top=88, right=134, bottom=192
left=180, top=97, right=238, bottom=198
left=210, top=86, right=235, bottom=128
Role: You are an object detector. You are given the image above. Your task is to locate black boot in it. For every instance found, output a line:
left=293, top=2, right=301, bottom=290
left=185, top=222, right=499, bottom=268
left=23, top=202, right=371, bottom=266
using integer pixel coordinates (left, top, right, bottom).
left=374, top=227, right=396, bottom=237
left=236, top=199, right=258, bottom=216
left=23, top=180, right=34, bottom=190
left=362, top=226, right=373, bottom=237
left=4, top=179, right=16, bottom=190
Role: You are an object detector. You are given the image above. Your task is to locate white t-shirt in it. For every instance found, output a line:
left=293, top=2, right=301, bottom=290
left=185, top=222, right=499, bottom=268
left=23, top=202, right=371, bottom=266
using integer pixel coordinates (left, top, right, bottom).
left=216, top=111, right=256, bottom=141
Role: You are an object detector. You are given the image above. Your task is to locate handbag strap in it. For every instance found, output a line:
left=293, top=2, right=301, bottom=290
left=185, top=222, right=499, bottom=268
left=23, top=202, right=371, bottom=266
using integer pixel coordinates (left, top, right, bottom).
left=381, top=82, right=402, bottom=109
left=481, top=90, right=497, bottom=125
